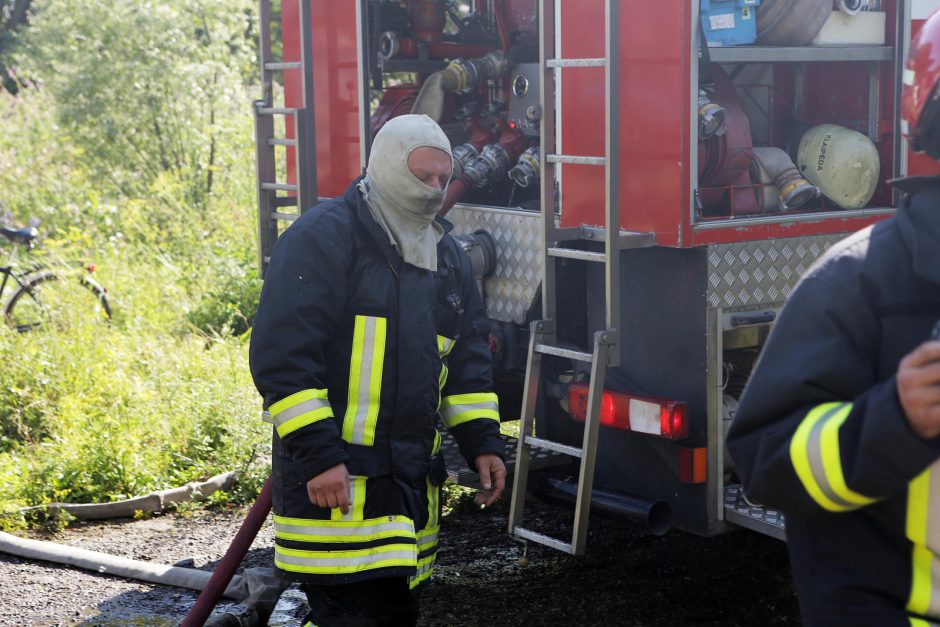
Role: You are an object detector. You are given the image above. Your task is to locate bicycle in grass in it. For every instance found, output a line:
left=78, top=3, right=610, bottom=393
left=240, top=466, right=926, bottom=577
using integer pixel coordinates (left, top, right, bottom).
left=1, top=222, right=111, bottom=332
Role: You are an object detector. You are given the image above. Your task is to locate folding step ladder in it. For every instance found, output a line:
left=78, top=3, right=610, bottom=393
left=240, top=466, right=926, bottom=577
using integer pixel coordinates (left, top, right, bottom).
left=254, top=0, right=318, bottom=277
left=507, top=0, right=653, bottom=556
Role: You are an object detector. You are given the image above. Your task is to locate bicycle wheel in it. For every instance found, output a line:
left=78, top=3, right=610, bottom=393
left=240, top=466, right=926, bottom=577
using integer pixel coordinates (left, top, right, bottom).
left=4, top=269, right=111, bottom=332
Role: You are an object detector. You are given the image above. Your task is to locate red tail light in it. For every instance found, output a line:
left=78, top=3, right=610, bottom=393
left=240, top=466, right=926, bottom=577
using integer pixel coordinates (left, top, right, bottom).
left=567, top=383, right=689, bottom=440
left=661, top=403, right=689, bottom=439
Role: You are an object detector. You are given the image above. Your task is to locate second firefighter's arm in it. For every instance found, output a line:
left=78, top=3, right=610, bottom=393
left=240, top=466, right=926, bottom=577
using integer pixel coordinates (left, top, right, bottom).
left=726, top=276, right=940, bottom=515
left=438, top=245, right=505, bottom=468
left=249, top=212, right=351, bottom=479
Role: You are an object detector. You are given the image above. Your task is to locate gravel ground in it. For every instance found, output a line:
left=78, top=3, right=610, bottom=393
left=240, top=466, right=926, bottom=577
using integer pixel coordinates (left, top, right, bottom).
left=0, top=495, right=800, bottom=626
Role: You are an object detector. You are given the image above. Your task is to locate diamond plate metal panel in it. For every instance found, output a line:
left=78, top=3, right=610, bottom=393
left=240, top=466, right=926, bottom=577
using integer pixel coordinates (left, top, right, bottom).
left=448, top=206, right=542, bottom=324
left=707, top=235, right=846, bottom=309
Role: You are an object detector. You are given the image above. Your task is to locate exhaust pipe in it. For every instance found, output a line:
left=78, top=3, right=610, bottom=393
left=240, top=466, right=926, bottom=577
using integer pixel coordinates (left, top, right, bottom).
left=543, top=477, right=672, bottom=537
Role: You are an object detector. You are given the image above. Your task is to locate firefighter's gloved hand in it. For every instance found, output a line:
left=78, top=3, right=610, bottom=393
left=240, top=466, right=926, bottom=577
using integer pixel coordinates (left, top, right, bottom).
left=473, top=454, right=506, bottom=509
left=307, top=463, right=350, bottom=515
left=897, top=340, right=940, bottom=440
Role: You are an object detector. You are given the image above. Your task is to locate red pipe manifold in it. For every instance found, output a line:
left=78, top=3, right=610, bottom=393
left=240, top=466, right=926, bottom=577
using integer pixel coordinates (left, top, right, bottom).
left=441, top=119, right=531, bottom=216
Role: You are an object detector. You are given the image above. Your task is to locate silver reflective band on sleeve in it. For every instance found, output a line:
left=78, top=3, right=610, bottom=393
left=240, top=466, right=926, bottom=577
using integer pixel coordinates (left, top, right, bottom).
left=790, top=402, right=877, bottom=512
left=271, top=397, right=331, bottom=427
left=266, top=389, right=334, bottom=438
left=442, top=401, right=499, bottom=417
left=804, top=408, right=860, bottom=511
left=440, top=392, right=500, bottom=428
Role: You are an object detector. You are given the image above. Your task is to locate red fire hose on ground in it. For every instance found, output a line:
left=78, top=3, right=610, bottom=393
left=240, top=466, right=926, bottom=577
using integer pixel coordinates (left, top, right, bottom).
left=181, top=476, right=273, bottom=627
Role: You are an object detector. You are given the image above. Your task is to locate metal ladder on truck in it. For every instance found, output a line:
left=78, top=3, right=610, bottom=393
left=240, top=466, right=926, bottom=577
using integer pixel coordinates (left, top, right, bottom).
left=507, top=0, right=654, bottom=556
left=254, top=0, right=318, bottom=278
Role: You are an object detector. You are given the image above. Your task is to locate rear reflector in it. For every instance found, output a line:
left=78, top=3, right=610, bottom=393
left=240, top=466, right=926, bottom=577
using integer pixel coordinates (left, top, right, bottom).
left=567, top=383, right=689, bottom=440
left=678, top=447, right=707, bottom=484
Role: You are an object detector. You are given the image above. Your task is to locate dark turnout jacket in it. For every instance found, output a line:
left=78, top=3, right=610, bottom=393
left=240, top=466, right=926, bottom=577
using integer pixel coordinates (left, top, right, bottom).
left=726, top=180, right=940, bottom=627
left=249, top=178, right=504, bottom=588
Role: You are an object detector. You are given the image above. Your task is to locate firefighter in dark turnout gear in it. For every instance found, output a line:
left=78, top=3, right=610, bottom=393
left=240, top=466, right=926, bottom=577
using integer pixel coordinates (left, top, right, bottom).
left=726, top=11, right=940, bottom=627
left=250, top=115, right=506, bottom=626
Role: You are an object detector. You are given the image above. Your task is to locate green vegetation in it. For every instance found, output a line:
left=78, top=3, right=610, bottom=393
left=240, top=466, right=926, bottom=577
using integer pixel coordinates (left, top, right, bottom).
left=0, top=0, right=268, bottom=531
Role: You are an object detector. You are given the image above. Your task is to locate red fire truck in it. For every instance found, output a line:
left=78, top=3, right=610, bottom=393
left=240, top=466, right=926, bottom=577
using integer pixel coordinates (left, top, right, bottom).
left=253, top=0, right=939, bottom=556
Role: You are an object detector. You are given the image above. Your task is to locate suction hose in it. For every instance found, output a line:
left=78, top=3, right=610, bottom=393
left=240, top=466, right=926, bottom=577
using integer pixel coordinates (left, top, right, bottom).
left=181, top=476, right=273, bottom=627
left=757, top=0, right=831, bottom=45
left=835, top=0, right=865, bottom=15
left=17, top=471, right=238, bottom=521
left=751, top=147, right=820, bottom=210
left=0, top=532, right=246, bottom=600
left=412, top=50, right=508, bottom=122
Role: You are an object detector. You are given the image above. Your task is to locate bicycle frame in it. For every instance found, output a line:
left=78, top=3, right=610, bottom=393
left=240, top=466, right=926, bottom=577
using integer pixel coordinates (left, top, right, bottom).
left=0, top=242, right=43, bottom=305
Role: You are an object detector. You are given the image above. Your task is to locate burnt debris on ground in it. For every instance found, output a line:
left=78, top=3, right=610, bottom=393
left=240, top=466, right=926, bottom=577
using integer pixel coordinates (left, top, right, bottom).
left=0, top=495, right=798, bottom=626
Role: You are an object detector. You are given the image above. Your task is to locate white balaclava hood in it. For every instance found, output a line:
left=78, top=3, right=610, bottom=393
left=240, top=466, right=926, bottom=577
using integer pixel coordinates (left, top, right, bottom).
left=358, top=114, right=453, bottom=271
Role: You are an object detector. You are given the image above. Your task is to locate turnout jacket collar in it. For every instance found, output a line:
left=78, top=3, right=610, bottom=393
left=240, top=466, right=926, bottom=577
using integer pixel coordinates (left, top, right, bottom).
left=896, top=180, right=940, bottom=287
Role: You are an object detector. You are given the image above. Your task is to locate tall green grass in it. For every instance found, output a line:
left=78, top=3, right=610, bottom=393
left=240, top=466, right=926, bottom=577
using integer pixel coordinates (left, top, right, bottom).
left=0, top=82, right=267, bottom=531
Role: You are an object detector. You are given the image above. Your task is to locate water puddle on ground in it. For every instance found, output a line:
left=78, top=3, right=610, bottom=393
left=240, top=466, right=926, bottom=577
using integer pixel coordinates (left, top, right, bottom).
left=77, top=615, right=179, bottom=626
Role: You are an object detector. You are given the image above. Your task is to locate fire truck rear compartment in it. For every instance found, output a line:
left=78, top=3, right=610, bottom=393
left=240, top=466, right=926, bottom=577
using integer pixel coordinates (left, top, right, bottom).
left=261, top=0, right=920, bottom=548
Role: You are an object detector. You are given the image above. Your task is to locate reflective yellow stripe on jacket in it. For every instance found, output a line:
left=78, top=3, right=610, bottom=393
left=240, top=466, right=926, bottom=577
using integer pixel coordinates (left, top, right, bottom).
left=275, top=543, right=418, bottom=575
left=437, top=335, right=456, bottom=357
left=440, top=392, right=499, bottom=429
left=907, top=460, right=940, bottom=621
left=343, top=315, right=387, bottom=446
left=409, top=429, right=442, bottom=590
left=273, top=514, right=418, bottom=576
left=789, top=402, right=878, bottom=512
left=274, top=515, right=416, bottom=543
left=263, top=388, right=333, bottom=438
left=410, top=478, right=441, bottom=589
left=437, top=335, right=455, bottom=410
left=331, top=476, right=367, bottom=522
